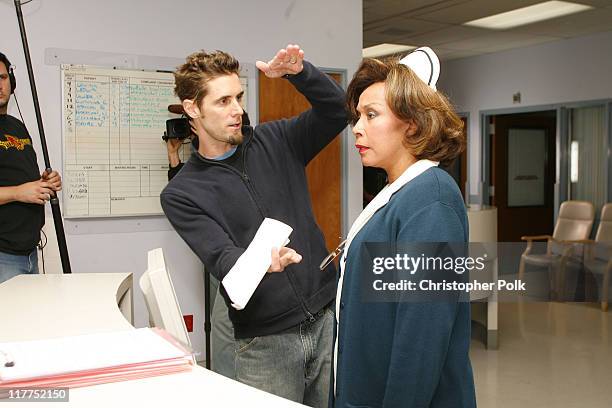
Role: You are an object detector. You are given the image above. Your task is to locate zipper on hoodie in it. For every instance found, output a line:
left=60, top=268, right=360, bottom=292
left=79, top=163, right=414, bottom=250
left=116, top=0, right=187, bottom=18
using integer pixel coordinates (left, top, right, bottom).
left=238, top=136, right=267, bottom=216
left=241, top=135, right=317, bottom=322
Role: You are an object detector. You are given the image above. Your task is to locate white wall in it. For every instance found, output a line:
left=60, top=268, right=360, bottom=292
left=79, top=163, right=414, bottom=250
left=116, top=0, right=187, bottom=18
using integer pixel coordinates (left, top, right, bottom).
left=438, top=30, right=612, bottom=199
left=1, top=0, right=363, bottom=358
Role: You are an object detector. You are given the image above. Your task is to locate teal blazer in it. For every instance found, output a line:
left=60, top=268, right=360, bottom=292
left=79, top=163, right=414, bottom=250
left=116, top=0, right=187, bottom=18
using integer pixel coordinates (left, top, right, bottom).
left=332, top=167, right=477, bottom=408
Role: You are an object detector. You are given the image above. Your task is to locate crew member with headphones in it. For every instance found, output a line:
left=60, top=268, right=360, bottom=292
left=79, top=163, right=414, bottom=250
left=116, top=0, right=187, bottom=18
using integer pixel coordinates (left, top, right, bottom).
left=0, top=51, right=62, bottom=283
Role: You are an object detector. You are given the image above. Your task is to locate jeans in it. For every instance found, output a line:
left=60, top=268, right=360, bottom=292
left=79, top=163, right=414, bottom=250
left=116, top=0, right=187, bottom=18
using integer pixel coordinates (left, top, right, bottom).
left=210, top=277, right=236, bottom=379
left=234, top=305, right=334, bottom=408
left=0, top=249, right=38, bottom=284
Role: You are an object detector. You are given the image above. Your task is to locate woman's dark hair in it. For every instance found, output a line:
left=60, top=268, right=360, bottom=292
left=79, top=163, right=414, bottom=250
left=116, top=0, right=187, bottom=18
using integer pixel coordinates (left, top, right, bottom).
left=347, top=58, right=465, bottom=167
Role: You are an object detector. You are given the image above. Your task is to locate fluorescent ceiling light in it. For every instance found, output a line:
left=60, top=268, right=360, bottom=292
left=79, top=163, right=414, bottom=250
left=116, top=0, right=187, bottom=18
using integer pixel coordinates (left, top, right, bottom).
left=362, top=43, right=416, bottom=58
left=464, top=1, right=593, bottom=30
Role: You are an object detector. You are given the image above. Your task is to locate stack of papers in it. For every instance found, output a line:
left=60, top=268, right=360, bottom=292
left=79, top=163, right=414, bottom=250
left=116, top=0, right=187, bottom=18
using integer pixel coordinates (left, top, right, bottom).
left=222, top=218, right=293, bottom=310
left=0, top=328, right=194, bottom=392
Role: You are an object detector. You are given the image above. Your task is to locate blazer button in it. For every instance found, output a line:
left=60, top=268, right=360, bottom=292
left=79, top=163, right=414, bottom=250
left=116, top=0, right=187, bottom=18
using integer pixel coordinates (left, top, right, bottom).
left=340, top=302, right=345, bottom=310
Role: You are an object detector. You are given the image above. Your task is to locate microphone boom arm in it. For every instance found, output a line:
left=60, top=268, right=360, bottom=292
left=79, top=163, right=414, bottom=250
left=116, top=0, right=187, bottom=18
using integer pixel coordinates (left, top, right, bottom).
left=14, top=0, right=72, bottom=273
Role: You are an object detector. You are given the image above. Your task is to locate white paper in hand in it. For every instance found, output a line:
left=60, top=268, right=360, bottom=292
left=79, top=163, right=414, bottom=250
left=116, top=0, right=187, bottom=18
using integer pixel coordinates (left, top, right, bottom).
left=222, top=218, right=293, bottom=310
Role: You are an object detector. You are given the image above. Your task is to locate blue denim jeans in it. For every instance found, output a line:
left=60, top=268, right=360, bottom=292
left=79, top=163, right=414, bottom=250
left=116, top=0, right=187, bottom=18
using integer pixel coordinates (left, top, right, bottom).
left=0, top=249, right=38, bottom=284
left=210, top=277, right=236, bottom=379
left=234, top=305, right=334, bottom=408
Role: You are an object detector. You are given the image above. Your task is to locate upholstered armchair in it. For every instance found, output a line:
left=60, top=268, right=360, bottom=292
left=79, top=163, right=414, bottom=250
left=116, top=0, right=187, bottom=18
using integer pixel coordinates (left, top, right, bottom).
left=573, top=203, right=612, bottom=311
left=518, top=201, right=595, bottom=300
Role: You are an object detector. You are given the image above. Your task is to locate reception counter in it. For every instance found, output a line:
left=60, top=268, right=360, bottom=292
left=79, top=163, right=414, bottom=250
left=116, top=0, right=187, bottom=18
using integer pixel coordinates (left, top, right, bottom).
left=467, top=205, right=498, bottom=349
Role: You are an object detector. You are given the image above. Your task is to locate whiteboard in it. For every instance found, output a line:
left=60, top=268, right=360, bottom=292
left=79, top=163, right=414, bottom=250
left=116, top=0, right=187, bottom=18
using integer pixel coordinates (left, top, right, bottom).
left=61, top=64, right=249, bottom=218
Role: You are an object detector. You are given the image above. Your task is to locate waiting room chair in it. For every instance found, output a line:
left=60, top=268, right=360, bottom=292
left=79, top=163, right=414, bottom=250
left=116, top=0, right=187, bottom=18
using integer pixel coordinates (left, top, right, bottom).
left=573, top=203, right=612, bottom=311
left=518, top=200, right=595, bottom=300
left=140, top=248, right=192, bottom=350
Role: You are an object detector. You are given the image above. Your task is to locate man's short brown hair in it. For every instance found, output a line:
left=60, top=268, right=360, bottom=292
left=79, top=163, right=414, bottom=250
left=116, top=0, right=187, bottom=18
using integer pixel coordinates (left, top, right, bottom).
left=347, top=58, right=465, bottom=167
left=174, top=50, right=240, bottom=106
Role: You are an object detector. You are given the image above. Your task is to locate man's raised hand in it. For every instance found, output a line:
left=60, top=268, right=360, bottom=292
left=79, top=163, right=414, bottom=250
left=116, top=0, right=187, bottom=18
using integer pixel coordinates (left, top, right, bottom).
left=256, top=44, right=304, bottom=79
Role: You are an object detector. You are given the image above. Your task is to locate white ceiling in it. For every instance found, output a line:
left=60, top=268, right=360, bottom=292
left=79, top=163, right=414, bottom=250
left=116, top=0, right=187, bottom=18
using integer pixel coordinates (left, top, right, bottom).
left=363, top=0, right=612, bottom=60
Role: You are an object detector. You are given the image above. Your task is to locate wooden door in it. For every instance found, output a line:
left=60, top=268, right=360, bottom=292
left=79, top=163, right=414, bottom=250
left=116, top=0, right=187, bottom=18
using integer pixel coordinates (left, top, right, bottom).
left=258, top=71, right=343, bottom=252
left=491, top=111, right=556, bottom=242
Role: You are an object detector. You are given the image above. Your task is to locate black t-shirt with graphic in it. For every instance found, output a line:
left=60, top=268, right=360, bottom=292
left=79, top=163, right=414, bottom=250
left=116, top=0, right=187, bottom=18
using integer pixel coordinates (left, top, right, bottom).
left=0, top=114, right=44, bottom=255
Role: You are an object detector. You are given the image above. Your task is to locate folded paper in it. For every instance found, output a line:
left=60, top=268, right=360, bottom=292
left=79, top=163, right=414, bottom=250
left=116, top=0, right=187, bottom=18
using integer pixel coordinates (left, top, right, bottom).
left=222, top=218, right=293, bottom=310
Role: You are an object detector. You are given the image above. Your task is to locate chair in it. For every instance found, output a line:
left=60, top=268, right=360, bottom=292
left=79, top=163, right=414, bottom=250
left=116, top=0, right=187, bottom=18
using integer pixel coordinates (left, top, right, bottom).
left=577, top=203, right=612, bottom=311
left=140, top=248, right=192, bottom=350
left=518, top=200, right=595, bottom=300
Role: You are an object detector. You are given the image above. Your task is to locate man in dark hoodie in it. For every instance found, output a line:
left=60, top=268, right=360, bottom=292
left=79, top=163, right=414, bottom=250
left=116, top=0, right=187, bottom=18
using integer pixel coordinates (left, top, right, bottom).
left=161, top=44, right=346, bottom=406
left=165, top=111, right=249, bottom=381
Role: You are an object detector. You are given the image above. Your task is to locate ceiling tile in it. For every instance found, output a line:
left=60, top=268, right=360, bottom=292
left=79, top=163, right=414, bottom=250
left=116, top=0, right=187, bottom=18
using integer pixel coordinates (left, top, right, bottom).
left=416, top=0, right=546, bottom=25
left=363, top=0, right=612, bottom=61
left=435, top=48, right=484, bottom=61
left=440, top=31, right=559, bottom=51
left=367, top=16, right=448, bottom=34
left=569, top=0, right=612, bottom=6
left=364, top=17, right=448, bottom=46
left=363, top=32, right=416, bottom=48
left=476, top=36, right=561, bottom=53
left=402, top=24, right=489, bottom=46
left=364, top=9, right=394, bottom=24
left=365, top=0, right=462, bottom=15
left=511, top=6, right=612, bottom=38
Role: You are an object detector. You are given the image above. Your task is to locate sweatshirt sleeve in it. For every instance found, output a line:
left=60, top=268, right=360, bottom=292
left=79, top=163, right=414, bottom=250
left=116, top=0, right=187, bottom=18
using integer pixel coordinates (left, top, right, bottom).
left=161, top=191, right=245, bottom=281
left=263, top=60, right=347, bottom=166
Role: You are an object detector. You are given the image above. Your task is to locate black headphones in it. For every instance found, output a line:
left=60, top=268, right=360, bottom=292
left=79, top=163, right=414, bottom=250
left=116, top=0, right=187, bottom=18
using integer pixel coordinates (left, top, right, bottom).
left=0, top=52, right=16, bottom=94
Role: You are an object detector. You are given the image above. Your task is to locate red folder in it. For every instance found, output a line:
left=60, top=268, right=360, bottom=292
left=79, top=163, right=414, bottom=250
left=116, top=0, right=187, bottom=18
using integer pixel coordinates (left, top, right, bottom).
left=0, top=328, right=194, bottom=393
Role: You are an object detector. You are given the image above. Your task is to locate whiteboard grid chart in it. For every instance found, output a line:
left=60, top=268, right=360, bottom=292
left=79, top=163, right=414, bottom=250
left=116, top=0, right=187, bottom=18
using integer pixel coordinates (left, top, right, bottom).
left=61, top=65, right=186, bottom=218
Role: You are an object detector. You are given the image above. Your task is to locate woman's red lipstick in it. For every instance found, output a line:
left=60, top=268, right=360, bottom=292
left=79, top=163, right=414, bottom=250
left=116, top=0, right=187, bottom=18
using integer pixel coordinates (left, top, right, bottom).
left=356, top=144, right=369, bottom=154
